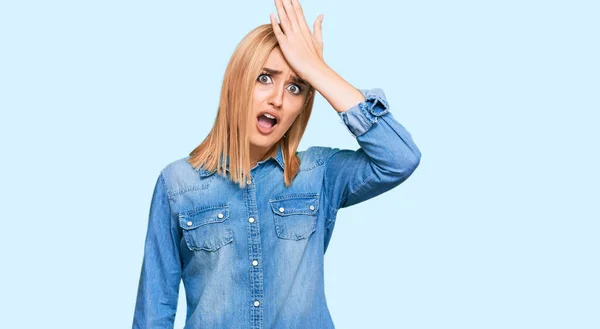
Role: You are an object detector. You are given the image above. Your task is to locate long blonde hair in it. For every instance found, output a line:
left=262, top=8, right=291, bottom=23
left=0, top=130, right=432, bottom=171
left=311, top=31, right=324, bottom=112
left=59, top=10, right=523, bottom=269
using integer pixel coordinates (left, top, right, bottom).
left=188, top=23, right=316, bottom=188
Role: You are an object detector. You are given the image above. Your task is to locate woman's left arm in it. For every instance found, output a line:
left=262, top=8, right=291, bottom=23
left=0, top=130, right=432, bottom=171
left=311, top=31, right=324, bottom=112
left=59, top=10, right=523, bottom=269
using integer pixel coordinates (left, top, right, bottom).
left=322, top=85, right=422, bottom=211
left=270, top=0, right=421, bottom=208
left=306, top=63, right=422, bottom=210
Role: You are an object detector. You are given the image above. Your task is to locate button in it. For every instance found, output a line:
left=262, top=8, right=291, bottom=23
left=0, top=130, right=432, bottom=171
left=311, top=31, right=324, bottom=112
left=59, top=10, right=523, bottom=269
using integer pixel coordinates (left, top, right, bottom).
left=186, top=221, right=193, bottom=226
left=217, top=213, right=224, bottom=219
left=252, top=260, right=258, bottom=266
left=254, top=300, right=260, bottom=307
left=309, top=205, right=315, bottom=210
left=248, top=217, right=255, bottom=223
left=247, top=179, right=252, bottom=185
left=279, top=207, right=285, bottom=213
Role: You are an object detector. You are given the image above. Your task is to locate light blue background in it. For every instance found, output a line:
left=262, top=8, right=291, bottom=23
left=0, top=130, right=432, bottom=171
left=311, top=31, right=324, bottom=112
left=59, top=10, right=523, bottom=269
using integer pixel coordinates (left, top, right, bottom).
left=1, top=0, right=598, bottom=328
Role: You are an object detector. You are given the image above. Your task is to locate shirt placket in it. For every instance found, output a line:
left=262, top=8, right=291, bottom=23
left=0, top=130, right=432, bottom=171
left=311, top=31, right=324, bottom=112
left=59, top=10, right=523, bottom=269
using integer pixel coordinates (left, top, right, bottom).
left=245, top=174, right=264, bottom=329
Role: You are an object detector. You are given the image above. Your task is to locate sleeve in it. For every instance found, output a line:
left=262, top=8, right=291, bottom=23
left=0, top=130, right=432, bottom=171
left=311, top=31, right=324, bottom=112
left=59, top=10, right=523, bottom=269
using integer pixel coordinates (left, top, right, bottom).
left=132, top=172, right=182, bottom=329
left=323, top=88, right=422, bottom=214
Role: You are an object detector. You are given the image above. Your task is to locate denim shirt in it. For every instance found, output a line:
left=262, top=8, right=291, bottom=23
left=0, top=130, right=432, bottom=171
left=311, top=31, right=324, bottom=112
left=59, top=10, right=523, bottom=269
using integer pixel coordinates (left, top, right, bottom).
left=132, top=88, right=422, bottom=329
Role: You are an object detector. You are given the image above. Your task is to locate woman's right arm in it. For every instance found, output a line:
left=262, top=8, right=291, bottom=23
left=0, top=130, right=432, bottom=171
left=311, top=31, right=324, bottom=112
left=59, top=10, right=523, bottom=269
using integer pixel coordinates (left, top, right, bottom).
left=132, top=172, right=182, bottom=329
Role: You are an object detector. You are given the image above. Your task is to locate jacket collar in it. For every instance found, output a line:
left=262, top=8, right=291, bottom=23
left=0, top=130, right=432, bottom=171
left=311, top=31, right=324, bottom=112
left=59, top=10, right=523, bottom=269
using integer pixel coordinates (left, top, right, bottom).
left=198, top=143, right=285, bottom=177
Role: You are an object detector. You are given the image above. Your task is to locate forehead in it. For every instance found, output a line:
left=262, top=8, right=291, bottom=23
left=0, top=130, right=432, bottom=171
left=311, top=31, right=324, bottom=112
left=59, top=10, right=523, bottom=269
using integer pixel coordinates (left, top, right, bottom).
left=264, top=47, right=294, bottom=74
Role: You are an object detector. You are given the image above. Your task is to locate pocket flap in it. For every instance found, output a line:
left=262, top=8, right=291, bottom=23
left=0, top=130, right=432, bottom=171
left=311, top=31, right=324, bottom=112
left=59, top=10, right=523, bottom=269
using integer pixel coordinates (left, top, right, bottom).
left=269, top=194, right=319, bottom=216
left=178, top=204, right=230, bottom=230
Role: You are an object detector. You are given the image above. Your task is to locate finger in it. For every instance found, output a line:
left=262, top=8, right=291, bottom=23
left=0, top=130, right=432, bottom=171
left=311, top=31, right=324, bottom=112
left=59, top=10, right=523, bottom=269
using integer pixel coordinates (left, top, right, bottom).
left=313, top=14, right=323, bottom=45
left=270, top=12, right=285, bottom=40
left=313, top=15, right=324, bottom=59
left=291, top=0, right=312, bottom=38
left=291, top=0, right=317, bottom=53
left=274, top=0, right=291, bottom=35
left=280, top=0, right=300, bottom=32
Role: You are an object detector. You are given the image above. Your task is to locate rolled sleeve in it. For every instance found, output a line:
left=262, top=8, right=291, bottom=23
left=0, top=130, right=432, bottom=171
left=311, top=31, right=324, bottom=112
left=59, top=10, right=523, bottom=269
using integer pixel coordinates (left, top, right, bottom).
left=338, top=88, right=390, bottom=138
left=323, top=87, right=421, bottom=213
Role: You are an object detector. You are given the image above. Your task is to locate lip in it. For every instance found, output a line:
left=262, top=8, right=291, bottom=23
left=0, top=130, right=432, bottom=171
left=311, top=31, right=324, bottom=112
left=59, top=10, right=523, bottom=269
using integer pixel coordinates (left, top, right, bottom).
left=257, top=110, right=280, bottom=123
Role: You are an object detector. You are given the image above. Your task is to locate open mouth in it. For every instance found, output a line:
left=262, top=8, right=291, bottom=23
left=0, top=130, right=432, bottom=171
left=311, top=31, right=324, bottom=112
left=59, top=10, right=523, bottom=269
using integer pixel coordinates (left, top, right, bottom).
left=257, top=113, right=278, bottom=130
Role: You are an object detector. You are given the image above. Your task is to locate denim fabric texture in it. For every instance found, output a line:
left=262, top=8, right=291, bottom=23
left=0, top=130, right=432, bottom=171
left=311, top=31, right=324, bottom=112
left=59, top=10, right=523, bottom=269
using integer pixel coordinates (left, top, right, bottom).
left=132, top=88, right=422, bottom=329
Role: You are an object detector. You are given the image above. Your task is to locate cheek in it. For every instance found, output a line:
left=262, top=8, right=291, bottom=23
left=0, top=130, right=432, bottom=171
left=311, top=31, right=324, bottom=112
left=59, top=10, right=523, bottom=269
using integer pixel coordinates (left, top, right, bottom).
left=282, top=110, right=304, bottom=129
left=253, top=89, right=269, bottom=106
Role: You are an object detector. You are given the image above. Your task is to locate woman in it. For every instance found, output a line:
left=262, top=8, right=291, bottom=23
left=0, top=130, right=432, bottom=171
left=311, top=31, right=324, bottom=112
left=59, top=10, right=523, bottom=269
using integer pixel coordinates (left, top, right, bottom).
left=132, top=0, right=421, bottom=328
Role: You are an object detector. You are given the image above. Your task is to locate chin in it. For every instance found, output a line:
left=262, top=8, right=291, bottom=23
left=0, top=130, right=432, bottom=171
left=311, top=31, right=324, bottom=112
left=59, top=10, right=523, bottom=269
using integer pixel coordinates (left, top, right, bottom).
left=250, top=136, right=279, bottom=149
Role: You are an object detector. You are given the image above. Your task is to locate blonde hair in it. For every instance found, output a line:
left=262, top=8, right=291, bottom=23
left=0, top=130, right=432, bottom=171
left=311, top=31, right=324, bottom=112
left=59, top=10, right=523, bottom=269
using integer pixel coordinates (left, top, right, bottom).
left=188, top=23, right=316, bottom=188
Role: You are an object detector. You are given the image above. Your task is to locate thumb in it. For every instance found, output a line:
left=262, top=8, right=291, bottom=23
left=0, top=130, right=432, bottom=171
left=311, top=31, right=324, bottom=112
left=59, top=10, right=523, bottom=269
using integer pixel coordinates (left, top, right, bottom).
left=313, top=14, right=324, bottom=56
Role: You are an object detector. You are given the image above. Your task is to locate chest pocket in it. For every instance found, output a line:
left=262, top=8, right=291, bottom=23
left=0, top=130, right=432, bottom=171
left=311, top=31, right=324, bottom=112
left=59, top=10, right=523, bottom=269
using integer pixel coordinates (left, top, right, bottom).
left=269, top=194, right=319, bottom=240
left=178, top=204, right=233, bottom=251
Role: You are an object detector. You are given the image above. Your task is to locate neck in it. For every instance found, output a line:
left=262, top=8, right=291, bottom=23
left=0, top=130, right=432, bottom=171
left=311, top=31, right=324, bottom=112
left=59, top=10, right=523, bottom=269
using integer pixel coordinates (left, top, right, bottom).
left=250, top=144, right=278, bottom=168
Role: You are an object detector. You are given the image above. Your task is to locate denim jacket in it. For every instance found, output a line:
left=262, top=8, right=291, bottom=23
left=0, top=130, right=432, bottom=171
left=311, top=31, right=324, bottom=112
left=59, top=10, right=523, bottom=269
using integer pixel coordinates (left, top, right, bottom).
left=132, top=88, right=422, bottom=329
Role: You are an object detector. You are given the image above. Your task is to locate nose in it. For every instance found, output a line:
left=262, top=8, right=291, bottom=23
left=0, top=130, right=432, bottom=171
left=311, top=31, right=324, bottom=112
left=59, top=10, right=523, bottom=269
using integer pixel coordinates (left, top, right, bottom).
left=268, top=85, right=284, bottom=108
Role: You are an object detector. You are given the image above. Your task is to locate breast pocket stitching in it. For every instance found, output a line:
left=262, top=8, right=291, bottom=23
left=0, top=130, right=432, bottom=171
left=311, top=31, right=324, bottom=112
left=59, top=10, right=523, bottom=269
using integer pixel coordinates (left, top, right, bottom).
left=178, top=204, right=233, bottom=251
left=269, top=193, right=320, bottom=240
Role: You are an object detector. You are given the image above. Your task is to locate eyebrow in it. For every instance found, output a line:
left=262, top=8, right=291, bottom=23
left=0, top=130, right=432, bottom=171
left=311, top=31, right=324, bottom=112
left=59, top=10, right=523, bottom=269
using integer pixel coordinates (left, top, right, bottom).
left=262, top=67, right=308, bottom=87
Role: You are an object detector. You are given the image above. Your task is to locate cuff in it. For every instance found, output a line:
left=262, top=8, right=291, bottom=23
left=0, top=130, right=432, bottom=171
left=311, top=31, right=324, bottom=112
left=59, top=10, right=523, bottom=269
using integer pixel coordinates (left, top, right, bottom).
left=338, top=88, right=390, bottom=138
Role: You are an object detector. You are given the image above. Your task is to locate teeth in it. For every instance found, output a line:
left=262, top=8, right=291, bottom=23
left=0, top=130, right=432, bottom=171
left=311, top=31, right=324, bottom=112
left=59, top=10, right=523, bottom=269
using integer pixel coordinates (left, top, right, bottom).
left=263, top=113, right=276, bottom=119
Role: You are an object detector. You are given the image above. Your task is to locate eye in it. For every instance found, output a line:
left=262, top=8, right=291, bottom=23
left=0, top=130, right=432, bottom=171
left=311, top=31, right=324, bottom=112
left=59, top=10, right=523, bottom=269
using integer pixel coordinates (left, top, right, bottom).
left=257, top=72, right=303, bottom=96
left=287, top=84, right=302, bottom=95
left=258, top=73, right=272, bottom=84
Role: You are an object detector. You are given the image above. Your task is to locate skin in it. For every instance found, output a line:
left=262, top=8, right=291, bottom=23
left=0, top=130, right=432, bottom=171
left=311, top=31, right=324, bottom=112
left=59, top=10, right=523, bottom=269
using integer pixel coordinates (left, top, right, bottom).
left=249, top=0, right=367, bottom=168
left=249, top=47, right=311, bottom=167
